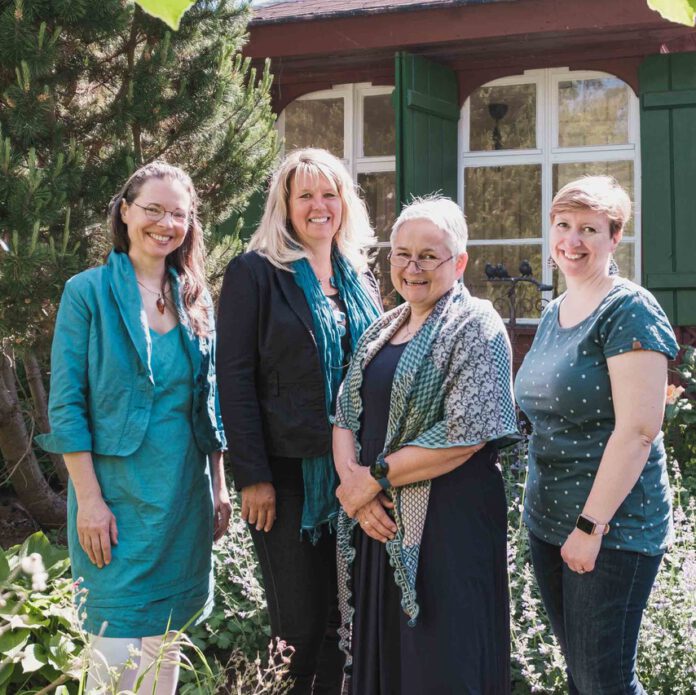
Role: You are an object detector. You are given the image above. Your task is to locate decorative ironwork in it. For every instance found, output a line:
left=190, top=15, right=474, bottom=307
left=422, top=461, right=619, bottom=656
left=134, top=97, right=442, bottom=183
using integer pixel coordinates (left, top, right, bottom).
left=485, top=260, right=553, bottom=360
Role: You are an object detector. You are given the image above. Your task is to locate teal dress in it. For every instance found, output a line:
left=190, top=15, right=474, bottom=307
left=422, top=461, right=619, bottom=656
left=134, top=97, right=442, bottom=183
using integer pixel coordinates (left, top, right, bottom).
left=69, top=325, right=214, bottom=637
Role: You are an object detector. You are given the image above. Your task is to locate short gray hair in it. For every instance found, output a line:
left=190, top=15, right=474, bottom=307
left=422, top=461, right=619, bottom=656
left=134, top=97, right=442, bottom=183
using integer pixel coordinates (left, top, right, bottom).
left=391, top=195, right=468, bottom=255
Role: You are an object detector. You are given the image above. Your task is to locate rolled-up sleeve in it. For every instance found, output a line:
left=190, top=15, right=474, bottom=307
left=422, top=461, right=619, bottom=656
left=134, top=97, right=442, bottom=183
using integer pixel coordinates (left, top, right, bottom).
left=35, top=280, right=93, bottom=454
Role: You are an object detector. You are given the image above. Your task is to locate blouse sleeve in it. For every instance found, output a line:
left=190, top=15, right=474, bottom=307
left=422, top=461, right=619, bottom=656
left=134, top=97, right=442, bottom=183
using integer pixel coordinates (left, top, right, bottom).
left=35, top=279, right=94, bottom=454
left=601, top=288, right=679, bottom=360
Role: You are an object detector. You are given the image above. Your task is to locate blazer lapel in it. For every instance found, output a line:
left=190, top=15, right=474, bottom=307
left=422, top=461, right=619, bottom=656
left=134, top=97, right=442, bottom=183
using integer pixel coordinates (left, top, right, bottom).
left=275, top=266, right=317, bottom=343
left=169, top=268, right=203, bottom=378
left=107, top=251, right=154, bottom=383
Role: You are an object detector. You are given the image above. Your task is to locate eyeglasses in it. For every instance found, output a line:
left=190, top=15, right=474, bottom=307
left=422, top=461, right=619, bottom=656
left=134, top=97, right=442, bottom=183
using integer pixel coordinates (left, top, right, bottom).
left=132, top=202, right=189, bottom=226
left=387, top=252, right=454, bottom=271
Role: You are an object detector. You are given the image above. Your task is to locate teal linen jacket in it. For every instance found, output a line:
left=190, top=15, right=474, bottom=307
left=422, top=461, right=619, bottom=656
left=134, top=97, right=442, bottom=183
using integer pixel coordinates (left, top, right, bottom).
left=36, top=250, right=226, bottom=456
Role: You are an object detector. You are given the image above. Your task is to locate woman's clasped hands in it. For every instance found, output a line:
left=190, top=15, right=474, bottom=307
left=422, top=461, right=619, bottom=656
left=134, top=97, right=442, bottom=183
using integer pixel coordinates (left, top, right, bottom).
left=336, top=460, right=396, bottom=543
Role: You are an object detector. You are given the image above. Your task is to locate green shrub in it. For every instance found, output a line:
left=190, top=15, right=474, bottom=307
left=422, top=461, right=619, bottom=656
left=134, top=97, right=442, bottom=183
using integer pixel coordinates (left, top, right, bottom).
left=2, top=451, right=693, bottom=693
left=0, top=532, right=83, bottom=695
left=665, top=345, right=696, bottom=497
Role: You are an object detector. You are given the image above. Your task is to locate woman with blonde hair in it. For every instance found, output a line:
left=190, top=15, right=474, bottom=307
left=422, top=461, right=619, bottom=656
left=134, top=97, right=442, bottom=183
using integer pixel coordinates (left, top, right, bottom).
left=217, top=148, right=382, bottom=694
left=515, top=176, right=678, bottom=693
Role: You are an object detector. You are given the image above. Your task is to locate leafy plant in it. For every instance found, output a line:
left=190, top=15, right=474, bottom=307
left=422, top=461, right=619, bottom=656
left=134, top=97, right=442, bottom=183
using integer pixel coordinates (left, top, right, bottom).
left=664, top=345, right=696, bottom=496
left=0, top=532, right=83, bottom=694
left=648, top=0, right=696, bottom=26
left=503, top=442, right=696, bottom=694
left=181, top=492, right=274, bottom=689
left=135, top=0, right=196, bottom=30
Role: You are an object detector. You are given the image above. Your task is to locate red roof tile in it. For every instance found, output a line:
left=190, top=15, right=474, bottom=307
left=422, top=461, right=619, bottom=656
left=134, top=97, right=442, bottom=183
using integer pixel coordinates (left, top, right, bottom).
left=251, top=0, right=508, bottom=25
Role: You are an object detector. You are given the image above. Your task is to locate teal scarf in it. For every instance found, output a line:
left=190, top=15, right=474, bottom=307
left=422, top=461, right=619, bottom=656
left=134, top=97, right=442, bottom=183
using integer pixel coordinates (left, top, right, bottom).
left=292, top=251, right=380, bottom=542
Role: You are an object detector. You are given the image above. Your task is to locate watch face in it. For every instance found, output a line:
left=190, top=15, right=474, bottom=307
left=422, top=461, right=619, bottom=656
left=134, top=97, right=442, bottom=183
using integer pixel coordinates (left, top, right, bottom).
left=370, top=455, right=389, bottom=480
left=576, top=515, right=596, bottom=535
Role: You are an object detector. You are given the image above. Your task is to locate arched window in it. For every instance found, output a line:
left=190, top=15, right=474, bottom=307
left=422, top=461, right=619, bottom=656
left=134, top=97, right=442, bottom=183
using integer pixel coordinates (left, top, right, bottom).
left=460, top=68, right=640, bottom=320
left=278, top=83, right=398, bottom=305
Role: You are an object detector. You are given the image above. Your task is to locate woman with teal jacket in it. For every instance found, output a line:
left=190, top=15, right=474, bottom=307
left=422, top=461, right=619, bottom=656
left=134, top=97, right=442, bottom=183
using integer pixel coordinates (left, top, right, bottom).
left=37, top=161, right=230, bottom=694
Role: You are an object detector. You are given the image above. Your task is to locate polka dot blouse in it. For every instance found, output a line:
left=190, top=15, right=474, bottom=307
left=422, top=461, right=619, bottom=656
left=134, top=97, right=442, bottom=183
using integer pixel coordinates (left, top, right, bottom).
left=514, top=278, right=679, bottom=556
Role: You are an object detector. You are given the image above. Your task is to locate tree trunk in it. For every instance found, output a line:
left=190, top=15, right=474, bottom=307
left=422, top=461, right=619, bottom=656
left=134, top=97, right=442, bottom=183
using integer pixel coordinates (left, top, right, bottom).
left=22, top=351, right=69, bottom=485
left=0, top=352, right=66, bottom=528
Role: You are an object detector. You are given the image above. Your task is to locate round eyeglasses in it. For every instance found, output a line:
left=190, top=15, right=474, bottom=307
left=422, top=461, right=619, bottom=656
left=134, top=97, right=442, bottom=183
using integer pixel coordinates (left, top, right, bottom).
left=387, top=252, right=454, bottom=271
left=133, top=202, right=189, bottom=226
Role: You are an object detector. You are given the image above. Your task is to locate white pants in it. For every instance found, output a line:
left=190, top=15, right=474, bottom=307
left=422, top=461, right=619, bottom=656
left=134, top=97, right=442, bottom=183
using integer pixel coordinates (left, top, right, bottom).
left=84, top=632, right=181, bottom=694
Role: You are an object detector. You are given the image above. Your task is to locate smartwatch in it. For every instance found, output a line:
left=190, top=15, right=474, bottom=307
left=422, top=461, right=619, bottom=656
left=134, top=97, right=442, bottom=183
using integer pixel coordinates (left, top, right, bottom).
left=575, top=513, right=610, bottom=536
left=369, top=452, right=391, bottom=490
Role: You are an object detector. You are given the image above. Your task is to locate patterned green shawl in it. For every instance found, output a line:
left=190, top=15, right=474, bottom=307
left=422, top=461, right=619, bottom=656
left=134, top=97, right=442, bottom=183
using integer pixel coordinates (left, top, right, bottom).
left=334, top=282, right=519, bottom=662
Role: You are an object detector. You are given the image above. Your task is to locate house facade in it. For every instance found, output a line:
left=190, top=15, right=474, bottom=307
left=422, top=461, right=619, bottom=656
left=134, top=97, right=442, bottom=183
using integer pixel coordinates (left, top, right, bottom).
left=244, top=0, right=696, bottom=360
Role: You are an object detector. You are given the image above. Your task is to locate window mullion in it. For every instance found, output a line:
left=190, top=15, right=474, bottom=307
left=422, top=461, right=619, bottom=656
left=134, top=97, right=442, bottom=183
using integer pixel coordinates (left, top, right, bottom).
left=542, top=69, right=553, bottom=289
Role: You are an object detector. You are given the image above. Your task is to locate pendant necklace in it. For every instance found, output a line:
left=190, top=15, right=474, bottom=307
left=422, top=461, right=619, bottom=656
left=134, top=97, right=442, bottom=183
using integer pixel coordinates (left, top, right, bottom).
left=137, top=280, right=168, bottom=315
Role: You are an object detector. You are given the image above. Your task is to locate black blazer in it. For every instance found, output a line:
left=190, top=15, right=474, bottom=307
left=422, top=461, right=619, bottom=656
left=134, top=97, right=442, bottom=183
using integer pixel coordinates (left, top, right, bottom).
left=216, top=251, right=381, bottom=490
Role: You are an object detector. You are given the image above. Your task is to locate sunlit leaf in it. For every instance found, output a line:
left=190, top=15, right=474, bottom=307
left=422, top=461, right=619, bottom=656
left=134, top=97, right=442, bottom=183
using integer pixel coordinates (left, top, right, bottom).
left=0, top=627, right=29, bottom=654
left=648, top=0, right=696, bottom=25
left=134, top=0, right=196, bottom=29
left=20, top=643, right=48, bottom=673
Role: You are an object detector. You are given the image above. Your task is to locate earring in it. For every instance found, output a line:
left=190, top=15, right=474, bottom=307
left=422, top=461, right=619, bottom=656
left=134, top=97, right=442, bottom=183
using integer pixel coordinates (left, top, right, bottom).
left=608, top=256, right=619, bottom=276
left=546, top=255, right=557, bottom=270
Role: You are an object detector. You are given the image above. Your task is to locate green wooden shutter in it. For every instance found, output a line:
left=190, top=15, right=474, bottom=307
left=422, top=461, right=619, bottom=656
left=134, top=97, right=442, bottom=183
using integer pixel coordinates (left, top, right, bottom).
left=640, top=53, right=696, bottom=326
left=395, top=52, right=459, bottom=210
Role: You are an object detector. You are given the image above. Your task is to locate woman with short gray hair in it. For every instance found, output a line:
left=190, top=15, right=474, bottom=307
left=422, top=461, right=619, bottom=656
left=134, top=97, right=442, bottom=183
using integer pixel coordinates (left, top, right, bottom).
left=334, top=195, right=519, bottom=693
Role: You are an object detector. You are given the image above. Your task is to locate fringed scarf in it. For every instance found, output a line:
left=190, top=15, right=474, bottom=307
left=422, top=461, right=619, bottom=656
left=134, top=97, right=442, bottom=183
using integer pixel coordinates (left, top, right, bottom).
left=333, top=282, right=520, bottom=663
left=292, top=251, right=381, bottom=542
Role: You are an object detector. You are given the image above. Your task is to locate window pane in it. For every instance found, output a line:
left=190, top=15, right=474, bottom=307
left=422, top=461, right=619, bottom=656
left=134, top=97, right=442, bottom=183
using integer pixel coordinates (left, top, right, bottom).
left=553, top=161, right=634, bottom=236
left=465, top=244, right=545, bottom=320
left=363, top=94, right=395, bottom=156
left=369, top=246, right=399, bottom=311
left=614, top=241, right=635, bottom=281
left=558, top=78, right=630, bottom=147
left=465, top=165, right=542, bottom=241
left=358, top=172, right=396, bottom=242
left=469, top=84, right=536, bottom=151
left=284, top=98, right=344, bottom=157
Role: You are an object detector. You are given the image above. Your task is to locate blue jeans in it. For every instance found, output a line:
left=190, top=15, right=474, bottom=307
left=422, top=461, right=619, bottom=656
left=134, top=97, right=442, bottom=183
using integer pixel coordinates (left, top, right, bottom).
left=528, top=532, right=662, bottom=695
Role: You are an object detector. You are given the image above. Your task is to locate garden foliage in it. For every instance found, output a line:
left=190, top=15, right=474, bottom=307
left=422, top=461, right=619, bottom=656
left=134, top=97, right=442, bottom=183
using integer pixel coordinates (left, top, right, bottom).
left=2, top=443, right=693, bottom=694
left=0, top=0, right=278, bottom=527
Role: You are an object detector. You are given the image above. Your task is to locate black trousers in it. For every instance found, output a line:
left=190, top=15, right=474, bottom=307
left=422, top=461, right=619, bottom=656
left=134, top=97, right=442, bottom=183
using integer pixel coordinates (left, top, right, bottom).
left=248, top=459, right=344, bottom=695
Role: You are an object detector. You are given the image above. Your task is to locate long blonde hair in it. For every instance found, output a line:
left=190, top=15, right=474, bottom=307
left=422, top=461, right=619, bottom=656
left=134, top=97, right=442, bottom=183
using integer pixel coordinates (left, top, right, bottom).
left=247, top=148, right=376, bottom=271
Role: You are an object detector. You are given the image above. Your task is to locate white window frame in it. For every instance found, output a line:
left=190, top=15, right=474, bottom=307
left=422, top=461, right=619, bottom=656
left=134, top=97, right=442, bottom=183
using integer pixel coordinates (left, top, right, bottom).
left=277, top=83, right=396, bottom=252
left=277, top=83, right=395, bottom=177
left=459, top=67, right=641, bottom=322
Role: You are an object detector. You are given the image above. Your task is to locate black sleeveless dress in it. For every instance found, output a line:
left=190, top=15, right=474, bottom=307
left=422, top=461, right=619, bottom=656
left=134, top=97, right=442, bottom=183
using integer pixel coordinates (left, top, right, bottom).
left=350, top=341, right=511, bottom=695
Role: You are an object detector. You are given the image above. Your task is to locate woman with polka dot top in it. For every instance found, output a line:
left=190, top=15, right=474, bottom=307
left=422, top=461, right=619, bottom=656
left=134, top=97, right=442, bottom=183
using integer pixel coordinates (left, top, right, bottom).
left=514, top=176, right=678, bottom=695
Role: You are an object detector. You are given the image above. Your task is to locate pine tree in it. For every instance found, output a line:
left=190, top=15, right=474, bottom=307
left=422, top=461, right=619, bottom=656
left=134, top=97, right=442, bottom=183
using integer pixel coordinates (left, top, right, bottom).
left=0, top=0, right=278, bottom=527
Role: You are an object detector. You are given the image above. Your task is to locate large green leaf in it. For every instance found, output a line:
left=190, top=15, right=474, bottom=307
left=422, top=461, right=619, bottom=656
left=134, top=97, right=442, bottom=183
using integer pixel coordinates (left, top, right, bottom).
left=20, top=643, right=48, bottom=673
left=0, top=549, right=9, bottom=583
left=0, top=663, right=13, bottom=688
left=648, top=0, right=696, bottom=25
left=0, top=628, right=29, bottom=654
left=134, top=0, right=196, bottom=29
left=19, top=532, right=69, bottom=574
